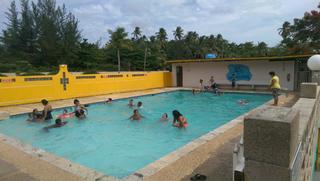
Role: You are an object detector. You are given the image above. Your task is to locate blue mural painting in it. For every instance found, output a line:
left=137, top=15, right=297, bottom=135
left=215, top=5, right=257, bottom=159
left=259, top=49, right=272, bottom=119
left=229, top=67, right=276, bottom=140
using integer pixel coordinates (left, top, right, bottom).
left=226, top=64, right=252, bottom=81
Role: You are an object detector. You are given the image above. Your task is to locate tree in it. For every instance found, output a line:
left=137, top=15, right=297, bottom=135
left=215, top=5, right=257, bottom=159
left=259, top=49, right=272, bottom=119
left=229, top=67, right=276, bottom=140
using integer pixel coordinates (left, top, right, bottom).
left=173, top=26, right=183, bottom=40
left=19, top=0, right=37, bottom=61
left=1, top=1, right=20, bottom=54
left=132, top=27, right=142, bottom=41
left=107, top=27, right=131, bottom=71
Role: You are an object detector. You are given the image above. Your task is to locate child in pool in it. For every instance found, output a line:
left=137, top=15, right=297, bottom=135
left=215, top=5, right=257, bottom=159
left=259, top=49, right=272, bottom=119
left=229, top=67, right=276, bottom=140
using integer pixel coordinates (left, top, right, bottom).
left=26, top=109, right=43, bottom=122
left=128, top=99, right=134, bottom=107
left=160, top=113, right=168, bottom=121
left=57, top=109, right=75, bottom=119
left=43, top=119, right=67, bottom=131
left=104, top=98, right=112, bottom=104
left=172, top=110, right=188, bottom=128
left=130, top=109, right=142, bottom=121
left=137, top=101, right=143, bottom=108
left=74, top=99, right=87, bottom=119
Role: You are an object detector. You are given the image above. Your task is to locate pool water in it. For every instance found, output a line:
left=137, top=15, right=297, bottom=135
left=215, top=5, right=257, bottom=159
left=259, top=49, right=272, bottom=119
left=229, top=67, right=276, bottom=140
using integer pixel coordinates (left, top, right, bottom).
left=0, top=91, right=271, bottom=178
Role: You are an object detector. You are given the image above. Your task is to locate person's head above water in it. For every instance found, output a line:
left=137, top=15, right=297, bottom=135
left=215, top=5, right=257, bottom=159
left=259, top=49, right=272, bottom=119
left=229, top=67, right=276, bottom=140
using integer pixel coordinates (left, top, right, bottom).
left=162, top=113, right=168, bottom=118
left=172, top=110, right=182, bottom=119
left=55, top=119, right=62, bottom=125
left=41, top=99, right=48, bottom=106
left=74, top=99, right=80, bottom=105
left=134, top=109, right=139, bottom=114
left=137, top=101, right=142, bottom=107
left=63, top=109, right=68, bottom=114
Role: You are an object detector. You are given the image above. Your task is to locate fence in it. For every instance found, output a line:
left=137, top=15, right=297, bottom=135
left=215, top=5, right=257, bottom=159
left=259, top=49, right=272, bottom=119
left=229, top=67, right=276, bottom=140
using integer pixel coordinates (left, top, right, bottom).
left=0, top=65, right=172, bottom=106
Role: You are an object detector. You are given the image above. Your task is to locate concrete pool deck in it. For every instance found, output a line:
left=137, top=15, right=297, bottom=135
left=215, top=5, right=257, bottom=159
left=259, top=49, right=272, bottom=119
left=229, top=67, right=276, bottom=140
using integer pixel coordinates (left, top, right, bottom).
left=0, top=88, right=298, bottom=181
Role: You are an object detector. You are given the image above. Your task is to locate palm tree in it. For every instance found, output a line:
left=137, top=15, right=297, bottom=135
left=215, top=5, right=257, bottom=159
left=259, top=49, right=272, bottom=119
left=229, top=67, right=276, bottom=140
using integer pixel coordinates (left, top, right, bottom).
left=173, top=26, right=184, bottom=40
left=156, top=28, right=167, bottom=50
left=278, top=21, right=291, bottom=39
left=107, top=27, right=131, bottom=72
left=132, top=26, right=142, bottom=41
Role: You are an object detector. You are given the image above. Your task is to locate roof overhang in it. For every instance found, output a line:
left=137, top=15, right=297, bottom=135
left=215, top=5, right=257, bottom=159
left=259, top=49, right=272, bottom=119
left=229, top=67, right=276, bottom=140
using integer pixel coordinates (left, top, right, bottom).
left=165, top=54, right=314, bottom=64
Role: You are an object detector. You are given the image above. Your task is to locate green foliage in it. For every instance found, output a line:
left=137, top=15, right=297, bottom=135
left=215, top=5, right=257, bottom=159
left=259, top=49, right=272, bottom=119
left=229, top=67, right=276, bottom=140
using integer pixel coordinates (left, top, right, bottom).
left=278, top=3, right=320, bottom=54
left=0, top=1, right=319, bottom=73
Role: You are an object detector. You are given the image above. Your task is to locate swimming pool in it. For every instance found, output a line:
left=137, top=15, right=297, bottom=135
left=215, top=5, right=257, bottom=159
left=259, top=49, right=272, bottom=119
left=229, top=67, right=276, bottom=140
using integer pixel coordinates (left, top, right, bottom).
left=0, top=91, right=271, bottom=178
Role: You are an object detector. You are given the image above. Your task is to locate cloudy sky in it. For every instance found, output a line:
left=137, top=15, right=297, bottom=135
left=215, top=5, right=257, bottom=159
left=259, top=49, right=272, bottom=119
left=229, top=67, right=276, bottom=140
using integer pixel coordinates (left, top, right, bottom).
left=0, top=0, right=318, bottom=46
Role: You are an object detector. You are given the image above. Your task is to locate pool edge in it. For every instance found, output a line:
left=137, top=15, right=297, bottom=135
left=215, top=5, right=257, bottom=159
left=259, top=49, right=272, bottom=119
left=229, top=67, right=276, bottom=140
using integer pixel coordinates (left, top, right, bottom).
left=0, top=88, right=273, bottom=181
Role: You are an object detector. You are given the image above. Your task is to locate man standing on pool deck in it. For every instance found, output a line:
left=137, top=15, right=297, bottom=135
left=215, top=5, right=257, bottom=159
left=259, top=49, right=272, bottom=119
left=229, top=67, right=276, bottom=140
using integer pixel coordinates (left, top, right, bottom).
left=269, top=71, right=281, bottom=106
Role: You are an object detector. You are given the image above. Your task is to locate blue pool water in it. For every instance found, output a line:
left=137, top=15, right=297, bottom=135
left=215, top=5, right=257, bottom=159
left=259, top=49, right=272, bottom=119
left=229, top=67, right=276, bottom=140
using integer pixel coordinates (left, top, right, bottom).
left=0, top=91, right=270, bottom=178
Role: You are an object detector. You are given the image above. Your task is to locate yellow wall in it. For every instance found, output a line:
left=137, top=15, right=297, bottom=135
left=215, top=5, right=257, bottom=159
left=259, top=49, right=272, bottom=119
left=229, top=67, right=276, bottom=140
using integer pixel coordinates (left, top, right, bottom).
left=0, top=65, right=172, bottom=106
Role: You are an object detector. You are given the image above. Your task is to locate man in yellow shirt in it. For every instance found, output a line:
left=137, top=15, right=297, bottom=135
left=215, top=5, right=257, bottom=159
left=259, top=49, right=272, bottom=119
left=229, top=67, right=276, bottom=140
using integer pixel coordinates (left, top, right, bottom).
left=269, top=71, right=281, bottom=106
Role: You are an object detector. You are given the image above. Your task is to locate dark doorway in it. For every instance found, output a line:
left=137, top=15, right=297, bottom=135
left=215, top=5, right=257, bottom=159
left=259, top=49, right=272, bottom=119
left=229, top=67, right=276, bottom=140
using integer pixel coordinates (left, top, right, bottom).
left=176, top=66, right=183, bottom=87
left=294, top=60, right=312, bottom=90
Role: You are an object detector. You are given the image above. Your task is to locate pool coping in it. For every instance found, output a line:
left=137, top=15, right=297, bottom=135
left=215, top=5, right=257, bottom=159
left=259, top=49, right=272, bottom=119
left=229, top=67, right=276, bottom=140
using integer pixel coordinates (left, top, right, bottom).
left=0, top=88, right=273, bottom=181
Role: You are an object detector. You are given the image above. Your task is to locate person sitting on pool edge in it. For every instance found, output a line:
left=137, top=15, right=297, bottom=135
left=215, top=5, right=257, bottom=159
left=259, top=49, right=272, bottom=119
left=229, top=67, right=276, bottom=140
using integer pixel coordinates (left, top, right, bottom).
left=172, top=110, right=188, bottom=128
left=130, top=109, right=142, bottom=121
left=74, top=99, right=87, bottom=119
left=128, top=99, right=134, bottom=107
left=57, top=109, right=75, bottom=119
left=26, top=108, right=43, bottom=122
left=137, top=101, right=143, bottom=108
left=104, top=98, right=112, bottom=104
left=43, top=119, right=67, bottom=131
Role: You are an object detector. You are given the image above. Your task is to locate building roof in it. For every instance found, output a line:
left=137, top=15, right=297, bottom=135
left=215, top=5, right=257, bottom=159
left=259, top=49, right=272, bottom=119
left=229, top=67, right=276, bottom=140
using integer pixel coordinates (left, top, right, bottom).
left=165, top=54, right=314, bottom=64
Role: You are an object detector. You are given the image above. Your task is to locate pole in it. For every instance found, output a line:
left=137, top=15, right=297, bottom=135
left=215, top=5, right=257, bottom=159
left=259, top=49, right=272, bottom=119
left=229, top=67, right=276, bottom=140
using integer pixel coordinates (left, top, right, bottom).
left=144, top=46, right=147, bottom=71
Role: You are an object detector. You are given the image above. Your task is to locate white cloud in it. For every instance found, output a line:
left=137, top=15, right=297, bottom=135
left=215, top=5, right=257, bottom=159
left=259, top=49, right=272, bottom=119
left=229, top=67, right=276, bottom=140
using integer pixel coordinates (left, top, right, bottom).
left=0, top=0, right=318, bottom=46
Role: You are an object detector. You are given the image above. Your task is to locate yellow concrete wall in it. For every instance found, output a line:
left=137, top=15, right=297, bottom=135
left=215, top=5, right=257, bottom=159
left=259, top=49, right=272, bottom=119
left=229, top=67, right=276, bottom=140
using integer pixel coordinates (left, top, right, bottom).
left=0, top=65, right=172, bottom=106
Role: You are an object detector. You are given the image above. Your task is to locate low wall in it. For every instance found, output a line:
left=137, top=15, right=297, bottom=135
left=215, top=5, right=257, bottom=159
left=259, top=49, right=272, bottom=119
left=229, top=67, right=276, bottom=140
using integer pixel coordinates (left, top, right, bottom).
left=0, top=65, right=172, bottom=106
left=236, top=83, right=320, bottom=181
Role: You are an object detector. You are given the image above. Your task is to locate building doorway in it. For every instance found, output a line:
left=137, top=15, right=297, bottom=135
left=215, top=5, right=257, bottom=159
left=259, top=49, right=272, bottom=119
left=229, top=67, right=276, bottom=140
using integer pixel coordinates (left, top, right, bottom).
left=176, top=66, right=183, bottom=87
left=295, top=60, right=312, bottom=90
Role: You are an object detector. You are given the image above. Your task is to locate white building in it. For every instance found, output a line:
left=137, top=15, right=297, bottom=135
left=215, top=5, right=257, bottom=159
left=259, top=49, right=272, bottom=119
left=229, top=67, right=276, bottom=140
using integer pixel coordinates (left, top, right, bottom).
left=167, top=55, right=312, bottom=91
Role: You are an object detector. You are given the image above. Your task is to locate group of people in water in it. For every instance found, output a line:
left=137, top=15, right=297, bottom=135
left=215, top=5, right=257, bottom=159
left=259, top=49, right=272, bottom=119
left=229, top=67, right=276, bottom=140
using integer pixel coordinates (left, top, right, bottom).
left=126, top=99, right=188, bottom=128
left=27, top=96, right=189, bottom=131
left=27, top=98, right=88, bottom=131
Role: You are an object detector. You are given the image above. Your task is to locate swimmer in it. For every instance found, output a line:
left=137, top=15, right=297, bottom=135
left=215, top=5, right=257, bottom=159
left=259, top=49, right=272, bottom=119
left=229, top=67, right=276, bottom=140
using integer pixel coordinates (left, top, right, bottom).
left=26, top=109, right=42, bottom=122
left=57, top=109, right=75, bottom=119
left=192, top=89, right=200, bottom=95
left=130, top=109, right=142, bottom=121
left=104, top=98, right=112, bottom=104
left=172, top=110, right=188, bottom=128
left=137, top=101, right=143, bottom=108
left=74, top=99, right=87, bottom=119
left=128, top=99, right=134, bottom=107
left=160, top=113, right=168, bottom=121
left=238, top=99, right=249, bottom=105
left=43, top=119, right=67, bottom=131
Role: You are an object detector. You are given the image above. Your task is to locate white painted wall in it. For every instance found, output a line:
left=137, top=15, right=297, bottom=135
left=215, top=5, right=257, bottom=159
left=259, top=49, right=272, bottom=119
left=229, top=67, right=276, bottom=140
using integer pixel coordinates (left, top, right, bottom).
left=171, top=60, right=295, bottom=90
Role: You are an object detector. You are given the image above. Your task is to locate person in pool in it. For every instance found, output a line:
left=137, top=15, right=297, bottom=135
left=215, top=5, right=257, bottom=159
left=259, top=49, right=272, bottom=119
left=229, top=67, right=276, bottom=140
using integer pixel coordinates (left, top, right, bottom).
left=128, top=99, right=134, bottom=107
left=104, top=98, right=112, bottom=104
left=40, top=99, right=53, bottom=121
left=26, top=108, right=43, bottom=122
left=160, top=113, right=168, bottom=121
left=57, top=109, right=75, bottom=119
left=74, top=99, right=87, bottom=119
left=137, top=101, right=143, bottom=108
left=43, top=119, right=67, bottom=131
left=130, top=109, right=142, bottom=121
left=172, top=110, right=188, bottom=128
left=238, top=99, right=249, bottom=105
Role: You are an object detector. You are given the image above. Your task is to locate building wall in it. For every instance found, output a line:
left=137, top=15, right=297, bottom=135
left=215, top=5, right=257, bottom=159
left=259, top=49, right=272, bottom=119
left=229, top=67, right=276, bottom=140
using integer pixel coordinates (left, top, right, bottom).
left=0, top=65, right=172, bottom=106
left=172, top=60, right=295, bottom=90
